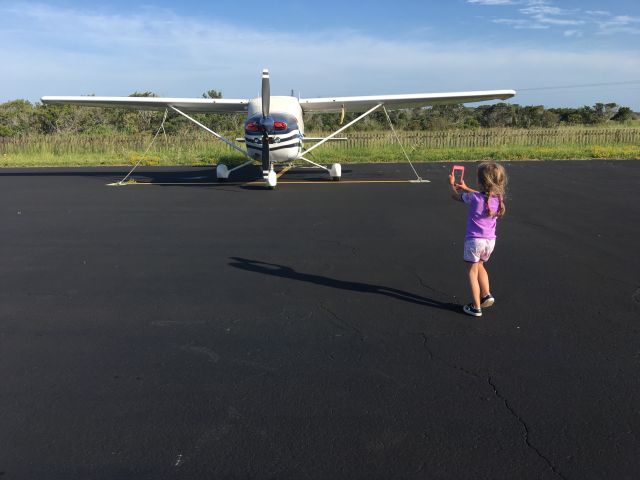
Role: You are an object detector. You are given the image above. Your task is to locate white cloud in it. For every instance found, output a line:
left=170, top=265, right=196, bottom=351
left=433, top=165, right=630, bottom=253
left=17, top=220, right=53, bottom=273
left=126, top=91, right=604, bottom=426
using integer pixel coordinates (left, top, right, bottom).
left=596, top=15, right=640, bottom=35
left=467, top=0, right=516, bottom=5
left=532, top=16, right=584, bottom=26
left=520, top=5, right=566, bottom=16
left=478, top=0, right=637, bottom=35
left=492, top=18, right=550, bottom=29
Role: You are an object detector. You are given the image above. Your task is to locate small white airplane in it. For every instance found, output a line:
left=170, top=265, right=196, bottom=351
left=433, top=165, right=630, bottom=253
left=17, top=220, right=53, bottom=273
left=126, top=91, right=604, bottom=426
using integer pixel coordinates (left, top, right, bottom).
left=42, top=69, right=515, bottom=188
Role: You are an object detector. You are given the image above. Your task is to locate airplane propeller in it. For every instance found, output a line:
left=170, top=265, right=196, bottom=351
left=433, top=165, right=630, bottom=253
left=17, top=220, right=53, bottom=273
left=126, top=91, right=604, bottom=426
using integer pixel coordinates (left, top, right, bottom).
left=260, top=69, right=271, bottom=172
left=262, top=69, right=270, bottom=118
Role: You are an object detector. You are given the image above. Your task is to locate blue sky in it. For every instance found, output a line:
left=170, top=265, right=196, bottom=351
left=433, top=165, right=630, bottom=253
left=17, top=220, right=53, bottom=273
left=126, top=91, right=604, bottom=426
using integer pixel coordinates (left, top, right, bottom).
left=1, top=0, right=639, bottom=108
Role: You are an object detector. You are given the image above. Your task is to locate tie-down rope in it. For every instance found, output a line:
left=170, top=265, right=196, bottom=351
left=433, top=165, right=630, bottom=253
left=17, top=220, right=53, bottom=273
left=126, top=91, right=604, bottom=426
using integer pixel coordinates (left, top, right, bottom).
left=116, top=109, right=169, bottom=185
left=382, top=105, right=424, bottom=182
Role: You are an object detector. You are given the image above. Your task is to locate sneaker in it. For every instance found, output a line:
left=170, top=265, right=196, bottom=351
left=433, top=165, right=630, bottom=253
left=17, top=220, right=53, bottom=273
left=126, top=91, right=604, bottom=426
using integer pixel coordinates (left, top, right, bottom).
left=481, top=294, right=495, bottom=308
left=463, top=303, right=482, bottom=317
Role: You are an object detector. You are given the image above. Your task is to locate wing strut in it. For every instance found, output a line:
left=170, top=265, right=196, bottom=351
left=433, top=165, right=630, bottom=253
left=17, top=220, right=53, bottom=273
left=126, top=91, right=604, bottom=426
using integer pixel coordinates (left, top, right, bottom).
left=295, top=102, right=428, bottom=183
left=298, top=103, right=383, bottom=158
left=170, top=106, right=251, bottom=158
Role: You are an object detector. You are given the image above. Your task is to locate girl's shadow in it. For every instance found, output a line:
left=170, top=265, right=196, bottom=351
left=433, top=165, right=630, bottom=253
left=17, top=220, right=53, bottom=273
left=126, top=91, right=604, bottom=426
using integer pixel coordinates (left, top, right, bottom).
left=229, top=257, right=460, bottom=313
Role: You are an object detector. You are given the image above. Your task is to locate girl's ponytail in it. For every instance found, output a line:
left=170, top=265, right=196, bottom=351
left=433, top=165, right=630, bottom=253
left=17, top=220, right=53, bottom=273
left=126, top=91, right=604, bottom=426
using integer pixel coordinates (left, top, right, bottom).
left=485, top=192, right=494, bottom=218
left=496, top=194, right=506, bottom=217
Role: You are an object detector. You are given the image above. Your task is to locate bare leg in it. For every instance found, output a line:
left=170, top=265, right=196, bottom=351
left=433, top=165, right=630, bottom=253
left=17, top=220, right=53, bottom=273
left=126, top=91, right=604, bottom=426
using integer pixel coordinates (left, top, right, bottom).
left=478, top=261, right=491, bottom=297
left=467, top=263, right=481, bottom=309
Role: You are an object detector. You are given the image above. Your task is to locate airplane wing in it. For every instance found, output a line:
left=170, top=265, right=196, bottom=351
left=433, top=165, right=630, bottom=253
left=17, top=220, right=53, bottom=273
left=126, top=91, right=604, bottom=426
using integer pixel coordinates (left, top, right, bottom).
left=299, top=90, right=516, bottom=113
left=40, top=96, right=250, bottom=113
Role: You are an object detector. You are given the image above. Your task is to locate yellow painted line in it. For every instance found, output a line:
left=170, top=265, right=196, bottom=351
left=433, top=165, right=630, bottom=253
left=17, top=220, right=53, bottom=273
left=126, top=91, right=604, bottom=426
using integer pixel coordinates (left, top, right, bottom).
left=275, top=180, right=430, bottom=184
left=276, top=165, right=293, bottom=179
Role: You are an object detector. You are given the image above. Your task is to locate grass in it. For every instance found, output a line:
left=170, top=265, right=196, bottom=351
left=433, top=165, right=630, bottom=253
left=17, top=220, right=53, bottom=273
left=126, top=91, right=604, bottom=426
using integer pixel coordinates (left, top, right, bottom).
left=1, top=128, right=639, bottom=167
left=314, top=144, right=640, bottom=163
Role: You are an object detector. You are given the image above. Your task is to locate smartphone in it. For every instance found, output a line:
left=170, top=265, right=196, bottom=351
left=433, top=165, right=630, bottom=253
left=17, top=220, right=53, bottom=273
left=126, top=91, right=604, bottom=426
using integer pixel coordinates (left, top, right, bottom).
left=451, top=165, right=465, bottom=185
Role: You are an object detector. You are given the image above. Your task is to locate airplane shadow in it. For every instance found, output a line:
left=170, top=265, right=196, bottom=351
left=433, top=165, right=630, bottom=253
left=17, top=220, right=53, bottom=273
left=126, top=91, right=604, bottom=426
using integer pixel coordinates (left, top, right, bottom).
left=228, top=257, right=460, bottom=313
left=0, top=166, right=220, bottom=182
left=0, top=165, right=353, bottom=187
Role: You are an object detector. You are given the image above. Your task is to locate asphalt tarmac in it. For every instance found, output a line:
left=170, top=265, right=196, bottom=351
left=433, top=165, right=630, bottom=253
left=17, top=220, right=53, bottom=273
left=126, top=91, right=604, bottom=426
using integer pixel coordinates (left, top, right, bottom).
left=1, top=160, right=639, bottom=479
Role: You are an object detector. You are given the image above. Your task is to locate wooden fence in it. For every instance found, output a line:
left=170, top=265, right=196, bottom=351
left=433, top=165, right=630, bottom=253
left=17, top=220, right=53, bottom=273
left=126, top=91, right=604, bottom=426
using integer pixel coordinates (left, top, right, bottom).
left=1, top=128, right=639, bottom=153
left=317, top=128, right=640, bottom=149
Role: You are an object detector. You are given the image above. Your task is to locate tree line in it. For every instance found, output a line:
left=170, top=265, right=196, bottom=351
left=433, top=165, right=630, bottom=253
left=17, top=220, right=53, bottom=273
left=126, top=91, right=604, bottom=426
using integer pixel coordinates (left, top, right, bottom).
left=0, top=90, right=637, bottom=137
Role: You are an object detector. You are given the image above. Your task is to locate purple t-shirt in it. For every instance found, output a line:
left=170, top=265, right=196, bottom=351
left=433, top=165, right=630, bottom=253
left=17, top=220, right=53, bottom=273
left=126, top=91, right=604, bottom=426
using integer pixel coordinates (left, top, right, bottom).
left=461, top=192, right=500, bottom=240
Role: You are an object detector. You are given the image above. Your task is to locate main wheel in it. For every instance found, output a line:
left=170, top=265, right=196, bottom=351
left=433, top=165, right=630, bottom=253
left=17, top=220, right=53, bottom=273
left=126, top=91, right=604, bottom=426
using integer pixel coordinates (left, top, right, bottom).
left=330, top=163, right=342, bottom=181
left=216, top=164, right=229, bottom=182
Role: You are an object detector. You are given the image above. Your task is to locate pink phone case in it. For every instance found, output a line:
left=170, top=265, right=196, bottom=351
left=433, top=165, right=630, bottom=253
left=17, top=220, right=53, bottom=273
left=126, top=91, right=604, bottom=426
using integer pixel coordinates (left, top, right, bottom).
left=452, top=165, right=465, bottom=184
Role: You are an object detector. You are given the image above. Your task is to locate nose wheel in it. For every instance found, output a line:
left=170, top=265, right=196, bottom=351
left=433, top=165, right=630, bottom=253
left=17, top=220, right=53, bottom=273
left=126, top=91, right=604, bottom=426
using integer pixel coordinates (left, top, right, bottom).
left=264, top=168, right=277, bottom=189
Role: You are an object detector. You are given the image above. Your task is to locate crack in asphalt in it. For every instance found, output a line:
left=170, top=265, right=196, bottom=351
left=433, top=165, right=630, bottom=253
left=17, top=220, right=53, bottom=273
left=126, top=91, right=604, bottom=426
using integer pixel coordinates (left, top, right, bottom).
left=413, top=270, right=455, bottom=300
left=327, top=239, right=358, bottom=257
left=320, top=303, right=363, bottom=337
left=626, top=421, right=640, bottom=445
left=487, top=377, right=567, bottom=480
left=421, top=334, right=480, bottom=379
left=421, top=334, right=567, bottom=479
left=603, top=387, right=640, bottom=448
left=179, top=345, right=221, bottom=363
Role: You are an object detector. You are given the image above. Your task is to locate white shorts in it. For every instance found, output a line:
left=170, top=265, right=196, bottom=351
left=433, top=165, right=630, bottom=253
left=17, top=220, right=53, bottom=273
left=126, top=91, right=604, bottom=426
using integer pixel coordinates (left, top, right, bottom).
left=463, top=238, right=496, bottom=263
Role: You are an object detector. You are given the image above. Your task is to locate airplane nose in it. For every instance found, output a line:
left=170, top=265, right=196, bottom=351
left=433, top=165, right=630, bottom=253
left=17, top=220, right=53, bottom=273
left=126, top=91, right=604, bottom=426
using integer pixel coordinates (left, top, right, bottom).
left=261, top=117, right=275, bottom=132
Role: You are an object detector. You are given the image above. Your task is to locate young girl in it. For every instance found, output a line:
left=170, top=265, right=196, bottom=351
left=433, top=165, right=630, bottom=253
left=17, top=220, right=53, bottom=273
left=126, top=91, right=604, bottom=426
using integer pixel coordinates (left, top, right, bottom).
left=449, top=162, right=507, bottom=317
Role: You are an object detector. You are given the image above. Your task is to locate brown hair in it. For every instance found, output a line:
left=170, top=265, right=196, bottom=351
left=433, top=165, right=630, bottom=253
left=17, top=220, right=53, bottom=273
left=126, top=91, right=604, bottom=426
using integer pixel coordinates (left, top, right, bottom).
left=477, top=162, right=507, bottom=217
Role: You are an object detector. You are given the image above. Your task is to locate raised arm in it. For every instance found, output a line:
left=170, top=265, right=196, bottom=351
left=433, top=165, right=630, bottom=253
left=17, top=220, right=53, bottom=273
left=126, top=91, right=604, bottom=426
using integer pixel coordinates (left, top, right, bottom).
left=448, top=174, right=463, bottom=202
left=448, top=176, right=479, bottom=202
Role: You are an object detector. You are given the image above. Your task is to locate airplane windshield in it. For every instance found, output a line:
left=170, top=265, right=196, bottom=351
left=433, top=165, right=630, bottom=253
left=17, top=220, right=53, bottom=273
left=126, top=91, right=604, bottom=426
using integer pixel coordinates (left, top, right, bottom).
left=245, top=113, right=298, bottom=135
